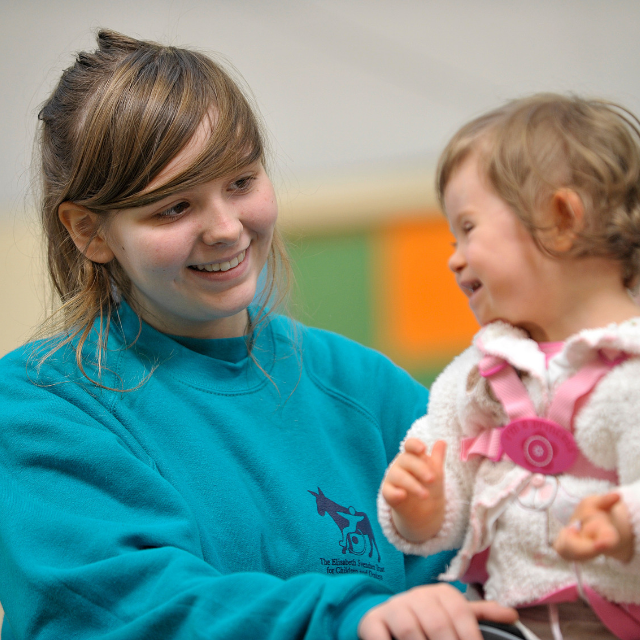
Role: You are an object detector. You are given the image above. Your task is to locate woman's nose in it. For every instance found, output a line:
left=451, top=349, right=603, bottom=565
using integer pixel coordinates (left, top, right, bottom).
left=201, top=207, right=242, bottom=246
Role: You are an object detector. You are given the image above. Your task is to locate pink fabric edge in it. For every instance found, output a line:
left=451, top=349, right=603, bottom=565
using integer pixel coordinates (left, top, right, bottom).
left=519, top=584, right=640, bottom=640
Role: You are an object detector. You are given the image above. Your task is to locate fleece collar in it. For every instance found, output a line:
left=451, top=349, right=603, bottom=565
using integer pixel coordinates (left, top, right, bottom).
left=474, top=317, right=640, bottom=383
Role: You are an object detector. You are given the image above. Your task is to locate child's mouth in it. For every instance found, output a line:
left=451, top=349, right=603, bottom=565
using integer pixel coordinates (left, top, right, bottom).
left=461, top=280, right=481, bottom=297
left=190, top=249, right=247, bottom=273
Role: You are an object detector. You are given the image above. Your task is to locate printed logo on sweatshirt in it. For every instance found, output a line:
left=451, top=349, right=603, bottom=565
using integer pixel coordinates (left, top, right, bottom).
left=308, top=487, right=385, bottom=581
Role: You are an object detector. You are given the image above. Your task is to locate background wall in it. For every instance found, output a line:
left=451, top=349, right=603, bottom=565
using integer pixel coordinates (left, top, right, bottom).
left=3, top=0, right=640, bottom=384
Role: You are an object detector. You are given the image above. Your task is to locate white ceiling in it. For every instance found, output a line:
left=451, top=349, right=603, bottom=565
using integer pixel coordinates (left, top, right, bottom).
left=3, top=0, right=640, bottom=223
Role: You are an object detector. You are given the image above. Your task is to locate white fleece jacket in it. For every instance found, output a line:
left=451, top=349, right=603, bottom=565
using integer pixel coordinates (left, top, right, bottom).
left=379, top=319, right=640, bottom=607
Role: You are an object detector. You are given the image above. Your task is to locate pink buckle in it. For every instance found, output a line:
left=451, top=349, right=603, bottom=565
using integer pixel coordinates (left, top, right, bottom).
left=501, top=418, right=579, bottom=475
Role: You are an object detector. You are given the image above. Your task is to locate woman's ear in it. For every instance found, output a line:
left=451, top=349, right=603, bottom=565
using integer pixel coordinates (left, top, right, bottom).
left=58, top=202, right=115, bottom=263
left=546, top=188, right=585, bottom=252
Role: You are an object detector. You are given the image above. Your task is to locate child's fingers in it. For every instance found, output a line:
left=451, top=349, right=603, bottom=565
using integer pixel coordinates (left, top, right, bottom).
left=380, top=482, right=407, bottom=507
left=571, top=492, right=619, bottom=521
left=429, top=440, right=447, bottom=471
left=582, top=518, right=619, bottom=551
left=557, top=493, right=632, bottom=562
left=394, top=451, right=438, bottom=485
left=590, top=492, right=620, bottom=512
left=554, top=526, right=597, bottom=560
left=554, top=518, right=619, bottom=560
left=403, top=437, right=427, bottom=456
left=383, top=466, right=430, bottom=501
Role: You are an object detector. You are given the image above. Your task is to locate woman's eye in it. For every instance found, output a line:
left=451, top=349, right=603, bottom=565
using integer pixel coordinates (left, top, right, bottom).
left=230, top=175, right=256, bottom=193
left=158, top=201, right=190, bottom=219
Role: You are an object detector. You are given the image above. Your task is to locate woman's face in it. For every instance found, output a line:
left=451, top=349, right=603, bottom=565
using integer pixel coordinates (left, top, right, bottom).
left=101, top=121, right=278, bottom=339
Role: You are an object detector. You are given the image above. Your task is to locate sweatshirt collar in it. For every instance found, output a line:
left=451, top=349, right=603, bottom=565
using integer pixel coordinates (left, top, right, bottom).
left=110, top=299, right=276, bottom=392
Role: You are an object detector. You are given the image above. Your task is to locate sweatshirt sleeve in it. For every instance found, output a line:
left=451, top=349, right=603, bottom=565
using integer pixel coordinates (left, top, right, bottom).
left=377, top=350, right=480, bottom=557
left=0, top=359, right=394, bottom=640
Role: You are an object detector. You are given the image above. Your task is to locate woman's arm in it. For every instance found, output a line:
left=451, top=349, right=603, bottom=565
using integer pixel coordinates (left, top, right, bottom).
left=0, top=361, right=396, bottom=640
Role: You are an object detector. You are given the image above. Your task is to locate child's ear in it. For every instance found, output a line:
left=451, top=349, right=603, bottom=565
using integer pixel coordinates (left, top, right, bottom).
left=58, top=202, right=115, bottom=264
left=547, top=188, right=585, bottom=252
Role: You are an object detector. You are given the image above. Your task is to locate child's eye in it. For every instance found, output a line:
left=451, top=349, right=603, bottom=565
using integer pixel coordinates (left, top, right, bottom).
left=157, top=201, right=190, bottom=219
left=461, top=221, right=474, bottom=233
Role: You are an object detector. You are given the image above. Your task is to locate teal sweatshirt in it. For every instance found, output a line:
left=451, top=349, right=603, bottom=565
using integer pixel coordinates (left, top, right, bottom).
left=0, top=302, right=453, bottom=639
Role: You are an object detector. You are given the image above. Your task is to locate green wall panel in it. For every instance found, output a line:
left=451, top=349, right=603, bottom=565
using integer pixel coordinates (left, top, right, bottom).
left=287, top=233, right=373, bottom=348
left=286, top=232, right=453, bottom=391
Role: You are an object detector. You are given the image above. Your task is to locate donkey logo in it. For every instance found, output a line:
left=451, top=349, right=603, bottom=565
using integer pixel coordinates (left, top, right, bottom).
left=308, top=487, right=381, bottom=562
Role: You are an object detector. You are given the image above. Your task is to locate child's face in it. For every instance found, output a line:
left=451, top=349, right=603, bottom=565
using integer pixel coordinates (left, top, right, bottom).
left=99, top=125, right=277, bottom=339
left=445, top=155, right=556, bottom=340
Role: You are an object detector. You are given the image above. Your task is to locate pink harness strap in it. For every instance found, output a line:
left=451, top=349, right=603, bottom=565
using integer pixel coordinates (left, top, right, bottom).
left=459, top=348, right=630, bottom=635
left=546, top=351, right=626, bottom=429
left=479, top=355, right=536, bottom=420
left=479, top=350, right=623, bottom=429
left=461, top=350, right=622, bottom=481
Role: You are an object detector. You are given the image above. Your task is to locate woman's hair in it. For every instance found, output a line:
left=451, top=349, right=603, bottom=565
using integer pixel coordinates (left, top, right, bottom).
left=36, top=29, right=290, bottom=378
left=436, top=93, right=640, bottom=288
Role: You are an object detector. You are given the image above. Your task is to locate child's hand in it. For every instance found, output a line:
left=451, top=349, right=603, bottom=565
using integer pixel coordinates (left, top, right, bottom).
left=358, top=583, right=518, bottom=640
left=554, top=492, right=634, bottom=563
left=381, top=438, right=446, bottom=542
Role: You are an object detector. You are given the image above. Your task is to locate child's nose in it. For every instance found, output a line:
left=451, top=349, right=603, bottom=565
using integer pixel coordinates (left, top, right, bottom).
left=448, top=246, right=464, bottom=273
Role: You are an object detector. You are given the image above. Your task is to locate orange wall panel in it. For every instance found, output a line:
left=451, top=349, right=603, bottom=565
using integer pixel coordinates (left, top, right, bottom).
left=374, top=215, right=479, bottom=365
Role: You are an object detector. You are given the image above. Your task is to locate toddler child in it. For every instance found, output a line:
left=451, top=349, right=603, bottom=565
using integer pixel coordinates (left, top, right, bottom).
left=379, top=94, right=640, bottom=640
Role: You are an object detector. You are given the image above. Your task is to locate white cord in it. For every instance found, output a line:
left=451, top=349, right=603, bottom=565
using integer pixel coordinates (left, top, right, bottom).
left=514, top=619, right=544, bottom=640
left=549, top=603, right=564, bottom=640
left=573, top=561, right=586, bottom=601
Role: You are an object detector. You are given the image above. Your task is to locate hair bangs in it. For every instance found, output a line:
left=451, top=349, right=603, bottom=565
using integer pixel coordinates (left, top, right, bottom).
left=86, top=51, right=264, bottom=211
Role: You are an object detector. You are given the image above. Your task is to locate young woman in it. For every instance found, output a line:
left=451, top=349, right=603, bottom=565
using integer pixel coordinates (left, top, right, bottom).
left=0, top=30, right=515, bottom=640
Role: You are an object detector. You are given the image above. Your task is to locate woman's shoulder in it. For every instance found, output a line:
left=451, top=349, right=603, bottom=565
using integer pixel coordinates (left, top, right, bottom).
left=0, top=337, right=66, bottom=379
left=269, top=314, right=404, bottom=374
left=0, top=331, right=123, bottom=397
left=268, top=314, right=428, bottom=409
left=0, top=339, right=79, bottom=422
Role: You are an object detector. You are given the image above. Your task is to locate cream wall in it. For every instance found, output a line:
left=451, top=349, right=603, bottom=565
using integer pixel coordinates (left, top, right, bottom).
left=3, top=0, right=640, bottom=356
left=0, top=217, right=45, bottom=357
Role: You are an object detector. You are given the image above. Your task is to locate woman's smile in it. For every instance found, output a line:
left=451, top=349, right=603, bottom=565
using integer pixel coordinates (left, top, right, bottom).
left=189, top=247, right=248, bottom=274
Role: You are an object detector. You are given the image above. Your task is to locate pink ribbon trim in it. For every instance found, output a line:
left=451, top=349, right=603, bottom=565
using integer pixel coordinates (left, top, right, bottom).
left=520, top=584, right=640, bottom=640
left=461, top=429, right=504, bottom=462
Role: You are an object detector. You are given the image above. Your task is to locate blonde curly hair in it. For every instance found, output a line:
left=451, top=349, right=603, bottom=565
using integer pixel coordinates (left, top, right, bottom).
left=437, top=93, right=640, bottom=289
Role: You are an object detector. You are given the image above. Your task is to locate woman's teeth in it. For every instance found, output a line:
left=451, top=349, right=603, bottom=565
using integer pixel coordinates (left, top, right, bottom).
left=192, top=249, right=246, bottom=273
